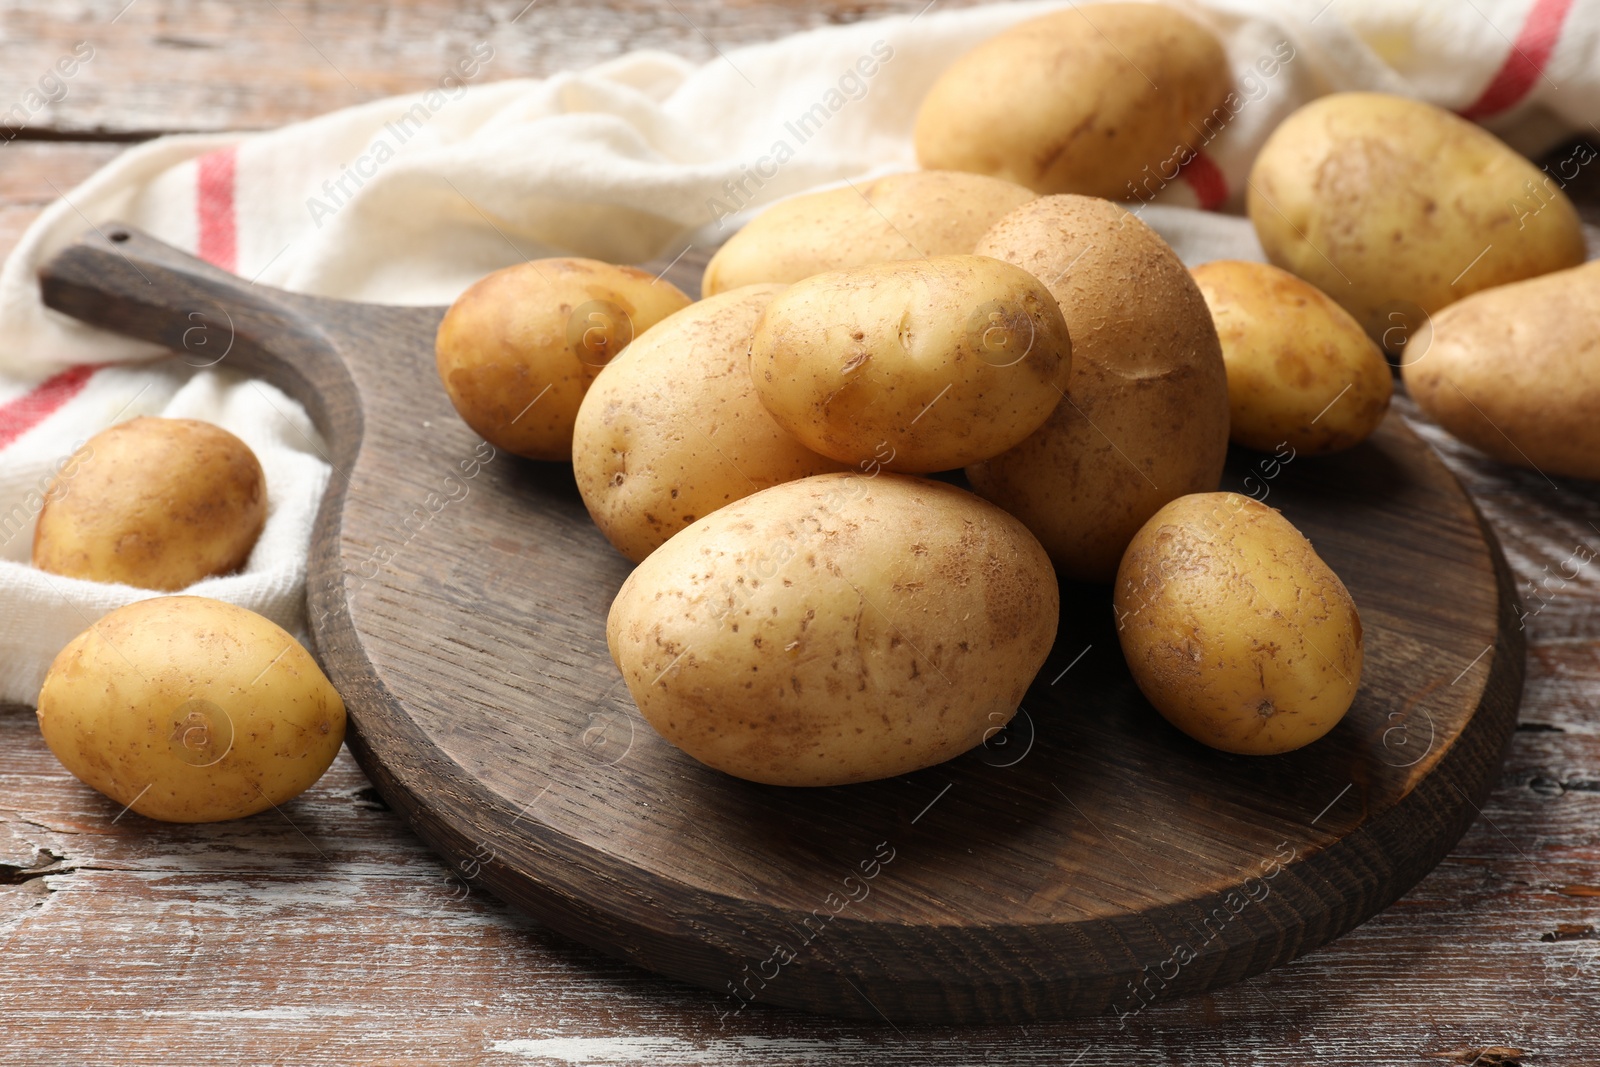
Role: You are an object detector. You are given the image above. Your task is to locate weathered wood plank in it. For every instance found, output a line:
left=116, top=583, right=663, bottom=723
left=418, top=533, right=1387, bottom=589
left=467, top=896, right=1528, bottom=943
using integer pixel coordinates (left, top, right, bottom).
left=0, top=141, right=125, bottom=261
left=0, top=0, right=987, bottom=137
left=1, top=670, right=1597, bottom=1065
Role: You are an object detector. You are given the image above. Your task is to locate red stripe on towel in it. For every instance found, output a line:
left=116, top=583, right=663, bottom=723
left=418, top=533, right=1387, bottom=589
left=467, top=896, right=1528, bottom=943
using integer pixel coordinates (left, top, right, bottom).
left=1179, top=149, right=1228, bottom=211
left=196, top=145, right=239, bottom=272
left=1459, top=0, right=1573, bottom=120
left=0, top=364, right=100, bottom=449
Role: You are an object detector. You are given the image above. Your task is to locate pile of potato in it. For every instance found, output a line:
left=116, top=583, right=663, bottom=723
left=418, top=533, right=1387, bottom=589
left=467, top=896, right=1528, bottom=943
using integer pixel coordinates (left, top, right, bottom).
left=437, top=2, right=1595, bottom=787
left=31, top=417, right=346, bottom=822
left=36, top=1, right=1596, bottom=813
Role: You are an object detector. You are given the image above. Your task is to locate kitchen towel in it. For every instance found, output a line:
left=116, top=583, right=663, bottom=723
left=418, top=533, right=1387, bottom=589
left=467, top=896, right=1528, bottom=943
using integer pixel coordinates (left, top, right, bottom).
left=3, top=0, right=1596, bottom=702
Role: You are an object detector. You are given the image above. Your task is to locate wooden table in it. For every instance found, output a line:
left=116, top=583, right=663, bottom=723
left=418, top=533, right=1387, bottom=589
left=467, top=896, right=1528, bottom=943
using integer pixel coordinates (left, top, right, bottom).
left=2, top=3, right=1598, bottom=1064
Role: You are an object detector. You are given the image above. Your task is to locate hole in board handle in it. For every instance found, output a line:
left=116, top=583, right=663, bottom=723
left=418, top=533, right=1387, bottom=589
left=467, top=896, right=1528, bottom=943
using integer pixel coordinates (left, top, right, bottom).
left=109, top=231, right=129, bottom=243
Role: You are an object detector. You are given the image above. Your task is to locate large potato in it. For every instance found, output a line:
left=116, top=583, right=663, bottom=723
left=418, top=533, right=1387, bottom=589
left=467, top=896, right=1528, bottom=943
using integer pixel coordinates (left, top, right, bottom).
left=1192, top=260, right=1392, bottom=454
left=573, top=285, right=846, bottom=562
left=1403, top=259, right=1600, bottom=480
left=608, top=473, right=1059, bottom=786
left=749, top=254, right=1072, bottom=473
left=914, top=4, right=1230, bottom=198
left=1248, top=92, right=1586, bottom=341
left=32, top=417, right=265, bottom=591
left=701, top=171, right=1035, bottom=295
left=435, top=258, right=692, bottom=461
left=37, top=596, right=346, bottom=822
left=968, top=195, right=1229, bottom=583
left=1114, top=493, right=1363, bottom=755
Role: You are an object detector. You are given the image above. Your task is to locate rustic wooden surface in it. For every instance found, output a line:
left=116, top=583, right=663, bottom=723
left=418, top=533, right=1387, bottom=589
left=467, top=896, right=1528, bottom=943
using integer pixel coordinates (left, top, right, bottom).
left=34, top=224, right=1525, bottom=1025
left=2, top=0, right=1599, bottom=1063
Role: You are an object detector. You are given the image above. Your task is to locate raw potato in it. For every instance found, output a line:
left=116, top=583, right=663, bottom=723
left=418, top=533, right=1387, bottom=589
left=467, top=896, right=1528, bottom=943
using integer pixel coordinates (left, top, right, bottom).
left=32, top=416, right=265, bottom=591
left=968, top=195, right=1229, bottom=583
left=607, top=473, right=1059, bottom=786
left=1114, top=493, right=1363, bottom=755
left=749, top=254, right=1072, bottom=473
left=1403, top=259, right=1600, bottom=481
left=37, top=596, right=346, bottom=823
left=1248, top=92, right=1586, bottom=341
left=701, top=171, right=1036, bottom=295
left=914, top=4, right=1231, bottom=199
left=573, top=285, right=846, bottom=562
left=1192, top=260, right=1392, bottom=454
left=435, top=258, right=692, bottom=461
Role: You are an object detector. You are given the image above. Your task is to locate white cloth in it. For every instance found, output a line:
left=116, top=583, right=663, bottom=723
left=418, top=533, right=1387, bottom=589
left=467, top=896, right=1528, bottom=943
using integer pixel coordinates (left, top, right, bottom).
left=2, top=0, right=1596, bottom=703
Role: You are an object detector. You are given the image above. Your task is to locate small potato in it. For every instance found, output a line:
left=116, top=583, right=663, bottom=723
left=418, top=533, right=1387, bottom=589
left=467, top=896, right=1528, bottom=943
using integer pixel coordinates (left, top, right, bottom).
left=1248, top=92, right=1586, bottom=341
left=37, top=596, right=346, bottom=823
left=32, top=416, right=265, bottom=591
left=435, top=259, right=692, bottom=461
left=1192, top=260, right=1392, bottom=454
left=1114, top=493, right=1363, bottom=755
left=749, top=255, right=1072, bottom=473
left=914, top=4, right=1231, bottom=199
left=968, top=195, right=1229, bottom=583
left=1403, top=259, right=1600, bottom=481
left=701, top=171, right=1036, bottom=295
left=573, top=285, right=847, bottom=562
left=608, top=473, right=1059, bottom=786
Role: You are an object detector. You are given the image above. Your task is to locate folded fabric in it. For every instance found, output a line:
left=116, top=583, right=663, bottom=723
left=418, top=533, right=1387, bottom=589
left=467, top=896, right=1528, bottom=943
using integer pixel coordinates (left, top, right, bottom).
left=2, top=0, right=1595, bottom=703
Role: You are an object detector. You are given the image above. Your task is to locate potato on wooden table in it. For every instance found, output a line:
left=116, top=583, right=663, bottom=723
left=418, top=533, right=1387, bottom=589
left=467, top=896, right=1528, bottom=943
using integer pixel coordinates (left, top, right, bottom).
left=914, top=3, right=1231, bottom=199
left=748, top=254, right=1072, bottom=473
left=435, top=258, right=692, bottom=461
left=32, top=416, right=265, bottom=591
left=701, top=170, right=1035, bottom=295
left=1403, top=259, right=1600, bottom=481
left=1248, top=92, right=1586, bottom=342
left=572, top=284, right=846, bottom=562
left=968, top=195, right=1229, bottom=583
left=1115, top=493, right=1363, bottom=755
left=1192, top=259, right=1392, bottom=454
left=607, top=473, right=1059, bottom=786
left=37, top=596, right=346, bottom=823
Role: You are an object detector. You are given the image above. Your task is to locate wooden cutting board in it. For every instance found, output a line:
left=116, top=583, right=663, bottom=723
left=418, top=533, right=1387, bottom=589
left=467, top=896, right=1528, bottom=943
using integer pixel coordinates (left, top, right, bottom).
left=38, top=226, right=1524, bottom=1025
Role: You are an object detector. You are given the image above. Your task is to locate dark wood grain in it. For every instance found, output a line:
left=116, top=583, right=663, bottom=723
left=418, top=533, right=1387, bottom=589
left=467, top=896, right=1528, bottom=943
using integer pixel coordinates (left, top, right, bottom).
left=31, top=224, right=1524, bottom=1023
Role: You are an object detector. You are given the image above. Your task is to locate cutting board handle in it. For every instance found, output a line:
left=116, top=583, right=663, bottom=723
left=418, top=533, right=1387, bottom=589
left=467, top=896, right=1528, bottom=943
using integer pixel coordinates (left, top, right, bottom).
left=38, top=224, right=360, bottom=442
left=39, top=225, right=327, bottom=355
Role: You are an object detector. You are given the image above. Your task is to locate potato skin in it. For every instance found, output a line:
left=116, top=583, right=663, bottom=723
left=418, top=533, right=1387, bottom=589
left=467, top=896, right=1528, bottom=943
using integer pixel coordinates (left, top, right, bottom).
left=1114, top=493, right=1362, bottom=755
left=701, top=171, right=1035, bottom=295
left=1248, top=92, right=1586, bottom=340
left=573, top=285, right=846, bottom=562
left=1403, top=259, right=1600, bottom=480
left=968, top=195, right=1229, bottom=583
left=749, top=254, right=1072, bottom=473
left=37, top=596, right=346, bottom=823
left=435, top=258, right=692, bottom=461
left=1192, top=260, right=1392, bottom=454
left=32, top=416, right=265, bottom=591
left=607, top=473, right=1059, bottom=786
left=914, top=4, right=1230, bottom=199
